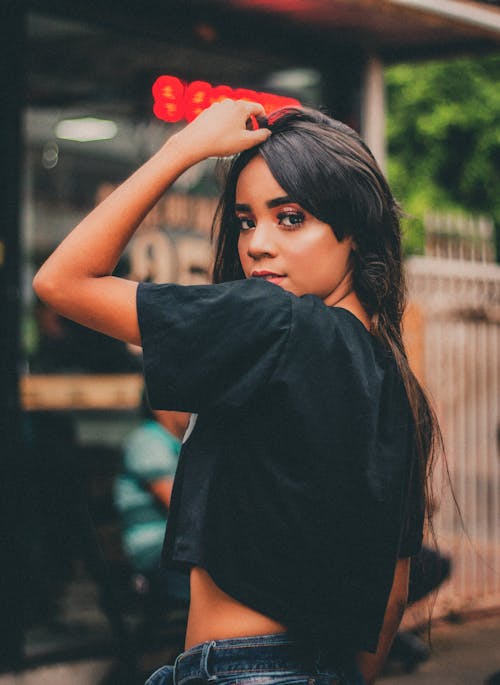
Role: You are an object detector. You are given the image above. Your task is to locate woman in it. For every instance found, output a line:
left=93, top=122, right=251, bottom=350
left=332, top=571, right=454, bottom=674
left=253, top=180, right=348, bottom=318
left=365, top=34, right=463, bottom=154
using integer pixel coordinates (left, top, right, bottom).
left=34, top=100, right=438, bottom=685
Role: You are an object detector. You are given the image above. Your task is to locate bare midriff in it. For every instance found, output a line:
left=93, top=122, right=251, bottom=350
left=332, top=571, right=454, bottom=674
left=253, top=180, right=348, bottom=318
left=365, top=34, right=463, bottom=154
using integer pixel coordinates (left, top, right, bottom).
left=184, top=567, right=288, bottom=650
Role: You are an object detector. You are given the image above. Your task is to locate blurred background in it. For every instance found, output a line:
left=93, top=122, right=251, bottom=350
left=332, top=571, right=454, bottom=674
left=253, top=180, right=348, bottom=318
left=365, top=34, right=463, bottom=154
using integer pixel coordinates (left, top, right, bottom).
left=0, top=1, right=499, bottom=683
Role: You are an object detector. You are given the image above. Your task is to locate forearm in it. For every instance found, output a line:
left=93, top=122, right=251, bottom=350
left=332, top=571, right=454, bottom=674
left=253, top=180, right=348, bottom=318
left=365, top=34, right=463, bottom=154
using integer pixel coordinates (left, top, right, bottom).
left=356, top=595, right=407, bottom=685
left=356, top=557, right=410, bottom=684
left=33, top=134, right=197, bottom=291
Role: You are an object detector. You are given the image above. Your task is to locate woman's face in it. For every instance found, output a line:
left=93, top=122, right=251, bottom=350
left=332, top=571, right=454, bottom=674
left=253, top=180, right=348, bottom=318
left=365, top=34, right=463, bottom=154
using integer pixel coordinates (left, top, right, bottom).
left=236, top=155, right=354, bottom=305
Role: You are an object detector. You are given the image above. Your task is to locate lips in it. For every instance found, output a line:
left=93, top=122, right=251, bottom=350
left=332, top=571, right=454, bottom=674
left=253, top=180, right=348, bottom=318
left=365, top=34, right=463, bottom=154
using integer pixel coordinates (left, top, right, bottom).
left=251, top=270, right=285, bottom=285
left=251, top=270, right=284, bottom=278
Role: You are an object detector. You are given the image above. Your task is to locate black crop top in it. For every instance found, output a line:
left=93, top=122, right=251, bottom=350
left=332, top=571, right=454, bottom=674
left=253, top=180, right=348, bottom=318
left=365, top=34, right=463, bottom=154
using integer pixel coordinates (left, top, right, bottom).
left=137, top=278, right=424, bottom=657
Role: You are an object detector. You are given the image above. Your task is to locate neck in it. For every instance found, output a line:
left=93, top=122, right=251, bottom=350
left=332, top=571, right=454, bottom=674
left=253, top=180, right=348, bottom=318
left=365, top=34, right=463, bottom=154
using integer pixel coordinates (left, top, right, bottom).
left=328, top=287, right=354, bottom=308
left=324, top=273, right=371, bottom=332
left=323, top=268, right=353, bottom=308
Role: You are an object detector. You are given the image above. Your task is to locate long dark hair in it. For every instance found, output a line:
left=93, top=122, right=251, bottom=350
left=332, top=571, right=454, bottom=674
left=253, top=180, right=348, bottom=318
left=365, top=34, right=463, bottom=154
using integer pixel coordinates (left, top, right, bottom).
left=212, top=107, right=442, bottom=527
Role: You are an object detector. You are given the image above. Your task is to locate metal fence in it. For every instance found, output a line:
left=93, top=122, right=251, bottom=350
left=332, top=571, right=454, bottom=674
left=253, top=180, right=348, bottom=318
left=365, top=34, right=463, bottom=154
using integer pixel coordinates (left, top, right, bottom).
left=405, top=255, right=500, bottom=620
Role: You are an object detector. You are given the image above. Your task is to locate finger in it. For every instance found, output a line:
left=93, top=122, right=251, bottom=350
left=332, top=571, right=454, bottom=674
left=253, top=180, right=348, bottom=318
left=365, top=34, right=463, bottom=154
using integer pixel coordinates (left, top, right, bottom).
left=243, top=127, right=272, bottom=146
left=238, top=100, right=266, bottom=118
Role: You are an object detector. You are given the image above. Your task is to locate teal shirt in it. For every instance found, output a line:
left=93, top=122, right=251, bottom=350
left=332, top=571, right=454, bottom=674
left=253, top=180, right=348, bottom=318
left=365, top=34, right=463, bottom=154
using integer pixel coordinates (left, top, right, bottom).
left=114, top=419, right=181, bottom=572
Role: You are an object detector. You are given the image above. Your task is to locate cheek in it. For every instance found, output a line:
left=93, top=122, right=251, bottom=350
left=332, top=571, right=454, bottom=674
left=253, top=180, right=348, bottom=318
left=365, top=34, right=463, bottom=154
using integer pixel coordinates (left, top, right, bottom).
left=322, top=241, right=352, bottom=275
left=237, top=236, right=248, bottom=268
left=295, top=231, right=352, bottom=279
left=288, top=229, right=337, bottom=263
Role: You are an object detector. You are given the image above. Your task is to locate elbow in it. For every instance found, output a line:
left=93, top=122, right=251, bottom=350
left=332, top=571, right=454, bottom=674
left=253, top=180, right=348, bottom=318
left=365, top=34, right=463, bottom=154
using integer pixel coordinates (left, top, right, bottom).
left=32, top=268, right=50, bottom=300
left=32, top=268, right=60, bottom=308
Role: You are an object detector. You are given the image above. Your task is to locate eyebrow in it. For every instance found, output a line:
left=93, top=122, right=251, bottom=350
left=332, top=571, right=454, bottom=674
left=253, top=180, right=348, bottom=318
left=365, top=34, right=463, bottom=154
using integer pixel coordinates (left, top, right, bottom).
left=234, top=196, right=295, bottom=212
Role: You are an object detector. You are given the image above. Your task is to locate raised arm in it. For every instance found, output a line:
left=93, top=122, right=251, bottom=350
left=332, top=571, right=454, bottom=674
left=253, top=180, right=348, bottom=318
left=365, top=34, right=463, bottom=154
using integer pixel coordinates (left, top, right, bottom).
left=33, top=100, right=271, bottom=346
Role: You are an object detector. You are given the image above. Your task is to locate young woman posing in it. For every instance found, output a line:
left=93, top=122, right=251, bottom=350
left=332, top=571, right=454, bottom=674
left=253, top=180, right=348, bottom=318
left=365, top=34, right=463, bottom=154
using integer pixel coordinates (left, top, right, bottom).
left=34, top=100, right=439, bottom=685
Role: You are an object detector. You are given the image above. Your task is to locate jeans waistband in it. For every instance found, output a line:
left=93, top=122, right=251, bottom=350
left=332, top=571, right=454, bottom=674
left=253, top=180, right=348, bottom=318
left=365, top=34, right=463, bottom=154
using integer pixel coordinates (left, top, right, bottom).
left=173, top=633, right=322, bottom=685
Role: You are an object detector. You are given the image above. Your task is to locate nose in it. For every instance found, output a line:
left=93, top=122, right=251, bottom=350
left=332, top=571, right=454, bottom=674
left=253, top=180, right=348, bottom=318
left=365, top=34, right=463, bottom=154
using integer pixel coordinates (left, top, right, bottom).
left=243, top=221, right=277, bottom=261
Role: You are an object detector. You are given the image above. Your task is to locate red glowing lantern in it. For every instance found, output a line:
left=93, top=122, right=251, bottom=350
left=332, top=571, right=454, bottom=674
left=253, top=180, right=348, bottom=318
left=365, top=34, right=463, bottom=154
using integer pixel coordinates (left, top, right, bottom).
left=258, top=93, right=279, bottom=114
left=184, top=81, right=213, bottom=122
left=152, top=75, right=185, bottom=123
left=263, top=93, right=301, bottom=115
left=152, top=75, right=302, bottom=123
left=234, top=88, right=260, bottom=103
left=210, top=85, right=235, bottom=104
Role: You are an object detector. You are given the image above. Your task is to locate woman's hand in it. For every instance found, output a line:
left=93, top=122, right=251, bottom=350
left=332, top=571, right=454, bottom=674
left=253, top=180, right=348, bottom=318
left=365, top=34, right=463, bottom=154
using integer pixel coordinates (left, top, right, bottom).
left=170, top=99, right=272, bottom=163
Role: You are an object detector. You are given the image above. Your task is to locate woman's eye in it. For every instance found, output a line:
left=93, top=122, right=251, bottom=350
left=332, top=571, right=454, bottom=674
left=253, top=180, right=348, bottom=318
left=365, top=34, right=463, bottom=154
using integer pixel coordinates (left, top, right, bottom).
left=278, top=211, right=305, bottom=229
left=237, top=217, right=255, bottom=231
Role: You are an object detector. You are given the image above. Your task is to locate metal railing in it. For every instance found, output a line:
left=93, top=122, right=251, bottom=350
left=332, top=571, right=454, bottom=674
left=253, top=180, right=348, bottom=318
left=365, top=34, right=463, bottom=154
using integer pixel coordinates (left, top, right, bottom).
left=424, top=211, right=496, bottom=263
left=405, top=255, right=500, bottom=619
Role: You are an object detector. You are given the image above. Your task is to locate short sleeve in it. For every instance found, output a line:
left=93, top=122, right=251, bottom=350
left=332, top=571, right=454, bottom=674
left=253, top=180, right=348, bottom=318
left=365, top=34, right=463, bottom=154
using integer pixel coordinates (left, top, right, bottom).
left=136, top=278, right=292, bottom=412
left=398, top=446, right=425, bottom=558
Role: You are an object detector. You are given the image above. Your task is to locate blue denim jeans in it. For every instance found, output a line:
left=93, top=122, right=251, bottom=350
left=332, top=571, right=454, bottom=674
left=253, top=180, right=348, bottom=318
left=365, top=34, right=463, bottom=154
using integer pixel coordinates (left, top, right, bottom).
left=144, top=633, right=365, bottom=685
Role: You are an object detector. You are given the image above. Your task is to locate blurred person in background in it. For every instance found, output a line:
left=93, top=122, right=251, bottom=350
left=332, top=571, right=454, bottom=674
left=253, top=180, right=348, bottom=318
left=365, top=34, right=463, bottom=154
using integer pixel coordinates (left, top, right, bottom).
left=114, top=395, right=190, bottom=633
left=33, top=100, right=443, bottom=685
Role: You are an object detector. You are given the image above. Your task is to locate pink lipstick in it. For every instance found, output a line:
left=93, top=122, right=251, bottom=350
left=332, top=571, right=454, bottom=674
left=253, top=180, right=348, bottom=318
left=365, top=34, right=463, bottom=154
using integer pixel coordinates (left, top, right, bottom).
left=251, top=270, right=285, bottom=285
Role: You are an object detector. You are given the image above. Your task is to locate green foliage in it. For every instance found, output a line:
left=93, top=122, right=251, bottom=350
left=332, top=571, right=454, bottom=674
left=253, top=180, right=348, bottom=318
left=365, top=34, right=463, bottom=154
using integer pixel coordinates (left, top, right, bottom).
left=385, top=54, right=500, bottom=257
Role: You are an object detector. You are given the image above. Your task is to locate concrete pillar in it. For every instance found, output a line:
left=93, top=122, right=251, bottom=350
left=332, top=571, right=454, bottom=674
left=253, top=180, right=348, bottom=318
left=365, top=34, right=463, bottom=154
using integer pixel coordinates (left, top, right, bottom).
left=361, top=55, right=387, bottom=173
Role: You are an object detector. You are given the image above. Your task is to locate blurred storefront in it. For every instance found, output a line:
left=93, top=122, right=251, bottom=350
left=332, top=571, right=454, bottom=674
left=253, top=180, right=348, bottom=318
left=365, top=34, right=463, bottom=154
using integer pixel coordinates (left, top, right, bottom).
left=1, top=0, right=500, bottom=676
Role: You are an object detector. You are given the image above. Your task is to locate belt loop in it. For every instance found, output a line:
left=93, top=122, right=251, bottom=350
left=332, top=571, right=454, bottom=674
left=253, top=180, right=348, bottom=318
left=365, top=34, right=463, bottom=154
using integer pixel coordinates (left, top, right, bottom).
left=201, top=640, right=217, bottom=682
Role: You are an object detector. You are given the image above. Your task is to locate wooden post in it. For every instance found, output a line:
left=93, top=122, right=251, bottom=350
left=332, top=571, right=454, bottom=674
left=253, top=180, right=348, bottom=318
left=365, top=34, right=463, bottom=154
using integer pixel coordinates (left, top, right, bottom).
left=361, top=55, right=386, bottom=173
